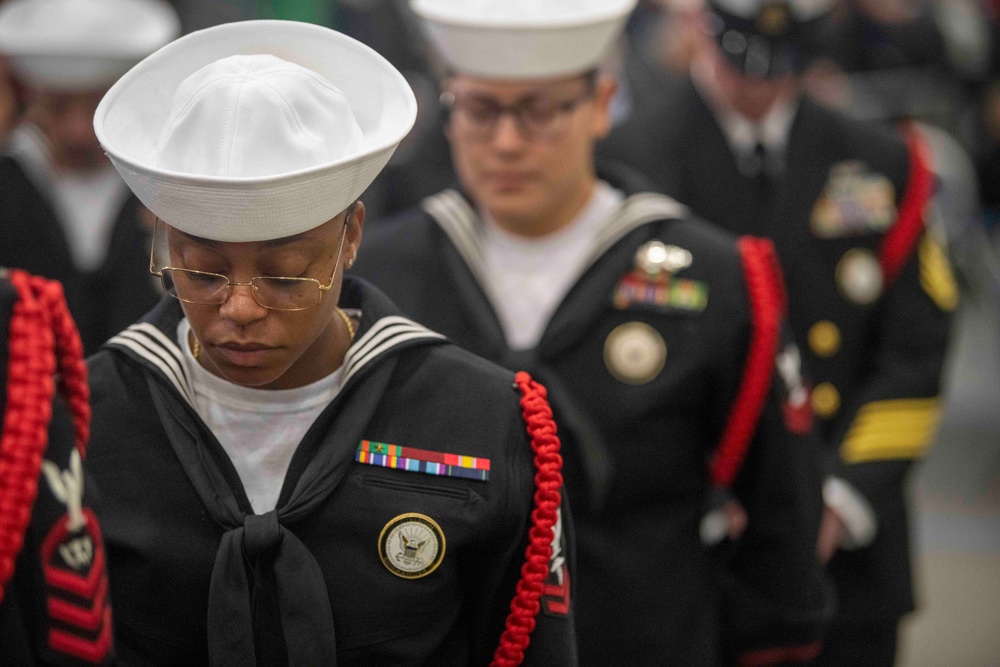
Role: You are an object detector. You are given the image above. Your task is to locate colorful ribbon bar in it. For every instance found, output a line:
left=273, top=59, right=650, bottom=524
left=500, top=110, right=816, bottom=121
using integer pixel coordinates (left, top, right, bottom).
left=356, top=440, right=491, bottom=482
left=613, top=272, right=708, bottom=312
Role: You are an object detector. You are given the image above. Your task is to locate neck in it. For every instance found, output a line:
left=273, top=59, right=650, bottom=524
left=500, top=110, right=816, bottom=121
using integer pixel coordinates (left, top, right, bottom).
left=491, top=177, right=597, bottom=239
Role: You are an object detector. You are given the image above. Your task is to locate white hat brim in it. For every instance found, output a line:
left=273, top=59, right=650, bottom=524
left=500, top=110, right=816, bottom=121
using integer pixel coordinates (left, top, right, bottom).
left=412, top=0, right=637, bottom=79
left=0, top=0, right=180, bottom=90
left=94, top=20, right=417, bottom=242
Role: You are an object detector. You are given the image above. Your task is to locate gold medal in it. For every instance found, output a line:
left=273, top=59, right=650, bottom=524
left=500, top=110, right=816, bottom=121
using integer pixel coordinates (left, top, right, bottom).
left=604, top=322, right=667, bottom=385
left=808, top=320, right=841, bottom=358
left=836, top=248, right=883, bottom=305
left=379, top=513, right=445, bottom=579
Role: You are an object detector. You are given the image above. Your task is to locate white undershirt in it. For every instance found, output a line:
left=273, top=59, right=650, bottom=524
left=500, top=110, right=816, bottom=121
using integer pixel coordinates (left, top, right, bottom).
left=480, top=181, right=624, bottom=350
left=178, top=319, right=345, bottom=514
left=6, top=124, right=129, bottom=271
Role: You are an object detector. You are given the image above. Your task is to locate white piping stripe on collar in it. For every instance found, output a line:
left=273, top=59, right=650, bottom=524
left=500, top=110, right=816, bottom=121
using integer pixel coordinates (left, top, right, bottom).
left=423, top=189, right=688, bottom=287
left=422, top=190, right=510, bottom=312
left=587, top=193, right=688, bottom=265
left=107, top=324, right=193, bottom=403
left=423, top=190, right=491, bottom=286
left=343, top=330, right=445, bottom=387
left=342, top=316, right=445, bottom=386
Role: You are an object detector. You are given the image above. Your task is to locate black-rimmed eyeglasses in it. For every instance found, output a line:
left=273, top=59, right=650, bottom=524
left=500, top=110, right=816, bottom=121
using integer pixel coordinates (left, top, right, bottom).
left=441, top=86, right=595, bottom=142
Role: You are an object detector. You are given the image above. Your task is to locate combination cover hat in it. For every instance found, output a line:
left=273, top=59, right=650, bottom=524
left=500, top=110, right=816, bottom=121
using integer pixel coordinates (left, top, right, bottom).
left=707, top=0, right=833, bottom=78
left=0, top=0, right=180, bottom=90
left=94, top=20, right=417, bottom=242
left=411, top=0, right=638, bottom=79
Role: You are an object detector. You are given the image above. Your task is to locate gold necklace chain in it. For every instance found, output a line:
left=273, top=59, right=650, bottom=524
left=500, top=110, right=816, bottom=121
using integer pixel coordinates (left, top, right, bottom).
left=189, top=309, right=354, bottom=362
left=336, top=307, right=355, bottom=341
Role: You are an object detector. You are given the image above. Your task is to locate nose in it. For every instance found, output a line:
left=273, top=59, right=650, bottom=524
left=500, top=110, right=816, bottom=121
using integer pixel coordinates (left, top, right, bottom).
left=491, top=112, right=528, bottom=152
left=217, top=283, right=268, bottom=326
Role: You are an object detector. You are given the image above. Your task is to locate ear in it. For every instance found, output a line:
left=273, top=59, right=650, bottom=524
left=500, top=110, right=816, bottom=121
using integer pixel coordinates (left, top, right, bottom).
left=441, top=79, right=457, bottom=147
left=345, top=200, right=366, bottom=269
left=590, top=75, right=618, bottom=140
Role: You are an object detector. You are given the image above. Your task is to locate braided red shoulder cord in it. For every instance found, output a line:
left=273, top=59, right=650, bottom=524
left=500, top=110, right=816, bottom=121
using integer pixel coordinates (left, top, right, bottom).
left=0, top=269, right=89, bottom=603
left=491, top=372, right=564, bottom=667
left=708, top=237, right=785, bottom=488
left=879, top=121, right=933, bottom=287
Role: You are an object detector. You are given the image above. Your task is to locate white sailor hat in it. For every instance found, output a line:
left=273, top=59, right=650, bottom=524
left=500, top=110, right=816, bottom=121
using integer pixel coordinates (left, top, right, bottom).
left=94, top=20, right=417, bottom=243
left=411, top=0, right=637, bottom=80
left=706, top=0, right=833, bottom=78
left=0, top=0, right=180, bottom=91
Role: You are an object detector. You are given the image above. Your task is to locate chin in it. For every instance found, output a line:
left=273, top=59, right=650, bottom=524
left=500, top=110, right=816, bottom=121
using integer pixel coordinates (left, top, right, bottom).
left=214, top=364, right=283, bottom=389
left=483, top=192, right=543, bottom=221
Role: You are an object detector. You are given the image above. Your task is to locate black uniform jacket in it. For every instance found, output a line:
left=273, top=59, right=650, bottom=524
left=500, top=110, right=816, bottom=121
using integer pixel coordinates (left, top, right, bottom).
left=0, top=275, right=114, bottom=666
left=354, top=169, right=829, bottom=666
left=85, top=279, right=577, bottom=666
left=0, top=156, right=161, bottom=355
left=600, top=80, right=956, bottom=622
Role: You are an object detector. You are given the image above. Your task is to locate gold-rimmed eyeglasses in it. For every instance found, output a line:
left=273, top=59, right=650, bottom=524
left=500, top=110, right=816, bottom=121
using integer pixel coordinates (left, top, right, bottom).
left=148, top=206, right=353, bottom=312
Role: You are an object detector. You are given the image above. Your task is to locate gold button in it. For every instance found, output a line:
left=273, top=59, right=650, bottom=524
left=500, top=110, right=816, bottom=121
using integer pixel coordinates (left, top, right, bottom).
left=812, top=382, right=841, bottom=418
left=808, top=321, right=841, bottom=358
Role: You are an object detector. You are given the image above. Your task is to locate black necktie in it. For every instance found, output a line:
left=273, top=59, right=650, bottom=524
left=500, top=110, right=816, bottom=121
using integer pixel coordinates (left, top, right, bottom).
left=748, top=142, right=776, bottom=225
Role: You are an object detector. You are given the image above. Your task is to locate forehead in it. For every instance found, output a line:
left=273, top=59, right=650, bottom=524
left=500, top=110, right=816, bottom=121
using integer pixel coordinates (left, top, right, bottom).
left=448, top=73, right=587, bottom=100
left=165, top=217, right=335, bottom=252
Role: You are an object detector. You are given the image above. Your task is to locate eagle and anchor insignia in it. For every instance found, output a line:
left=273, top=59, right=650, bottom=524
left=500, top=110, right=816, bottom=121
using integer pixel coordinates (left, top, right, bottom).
left=378, top=513, right=446, bottom=579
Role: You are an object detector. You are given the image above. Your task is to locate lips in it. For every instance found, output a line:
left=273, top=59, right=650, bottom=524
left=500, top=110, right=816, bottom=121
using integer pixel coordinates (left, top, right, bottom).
left=488, top=171, right=533, bottom=191
left=212, top=342, right=276, bottom=367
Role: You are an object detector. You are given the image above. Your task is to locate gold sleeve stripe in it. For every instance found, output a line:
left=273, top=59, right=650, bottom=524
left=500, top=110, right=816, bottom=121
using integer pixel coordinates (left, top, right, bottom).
left=919, top=235, right=958, bottom=312
left=840, top=397, right=942, bottom=464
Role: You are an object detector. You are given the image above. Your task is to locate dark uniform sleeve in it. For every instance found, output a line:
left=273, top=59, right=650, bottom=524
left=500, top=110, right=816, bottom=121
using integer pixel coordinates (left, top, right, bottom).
left=712, top=243, right=833, bottom=666
left=824, top=226, right=955, bottom=573
left=719, top=328, right=833, bottom=666
left=828, top=228, right=955, bottom=492
left=1, top=398, right=114, bottom=667
left=0, top=401, right=114, bottom=667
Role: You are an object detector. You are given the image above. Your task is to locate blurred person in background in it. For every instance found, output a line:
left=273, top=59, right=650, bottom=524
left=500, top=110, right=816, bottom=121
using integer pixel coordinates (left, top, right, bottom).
left=599, top=1, right=957, bottom=664
left=0, top=0, right=180, bottom=355
left=355, top=0, right=831, bottom=664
